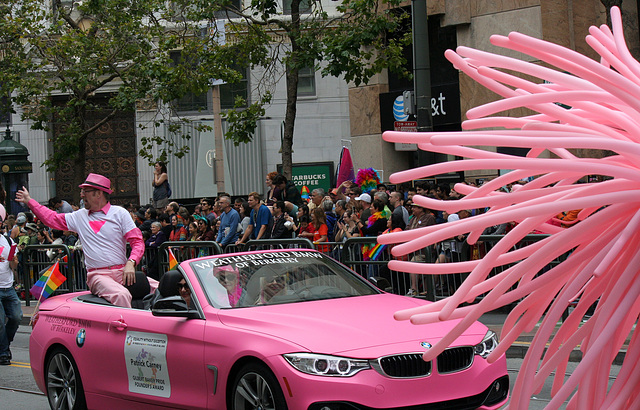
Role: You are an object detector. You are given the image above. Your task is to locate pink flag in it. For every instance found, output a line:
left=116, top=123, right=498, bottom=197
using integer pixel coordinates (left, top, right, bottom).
left=336, top=147, right=355, bottom=187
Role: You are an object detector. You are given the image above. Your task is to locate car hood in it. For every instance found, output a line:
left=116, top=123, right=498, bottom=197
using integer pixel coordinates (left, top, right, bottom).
left=216, top=294, right=488, bottom=356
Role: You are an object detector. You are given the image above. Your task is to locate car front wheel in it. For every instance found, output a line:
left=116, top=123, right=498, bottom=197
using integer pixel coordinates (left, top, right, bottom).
left=45, top=347, right=87, bottom=410
left=231, top=363, right=288, bottom=410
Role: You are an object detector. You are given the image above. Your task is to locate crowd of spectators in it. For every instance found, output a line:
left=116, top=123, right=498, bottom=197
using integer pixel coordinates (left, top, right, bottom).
left=6, top=171, right=581, bottom=299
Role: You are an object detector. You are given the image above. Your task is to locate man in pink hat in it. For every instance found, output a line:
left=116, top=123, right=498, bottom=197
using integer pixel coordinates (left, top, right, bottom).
left=15, top=173, right=158, bottom=307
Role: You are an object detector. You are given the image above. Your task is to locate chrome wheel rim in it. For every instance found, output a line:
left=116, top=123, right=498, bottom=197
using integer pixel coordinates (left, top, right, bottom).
left=47, top=353, right=77, bottom=410
left=234, top=371, right=276, bottom=410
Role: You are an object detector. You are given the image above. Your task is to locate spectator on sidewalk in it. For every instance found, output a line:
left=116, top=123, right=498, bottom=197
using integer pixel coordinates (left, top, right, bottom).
left=390, top=191, right=409, bottom=227
left=236, top=201, right=251, bottom=237
left=265, top=171, right=280, bottom=206
left=308, top=188, right=325, bottom=211
left=158, top=213, right=173, bottom=240
left=356, top=199, right=388, bottom=237
left=10, top=213, right=26, bottom=241
left=355, top=193, right=372, bottom=225
left=152, top=161, right=170, bottom=211
left=46, top=229, right=65, bottom=260
left=0, top=201, right=20, bottom=366
left=322, top=200, right=338, bottom=242
left=145, top=222, right=167, bottom=281
left=270, top=201, right=295, bottom=239
left=216, top=196, right=240, bottom=247
left=49, top=197, right=74, bottom=213
left=273, top=174, right=303, bottom=206
left=201, top=198, right=217, bottom=226
left=169, top=214, right=188, bottom=242
left=236, top=192, right=272, bottom=244
left=138, top=207, right=158, bottom=233
left=196, top=218, right=216, bottom=242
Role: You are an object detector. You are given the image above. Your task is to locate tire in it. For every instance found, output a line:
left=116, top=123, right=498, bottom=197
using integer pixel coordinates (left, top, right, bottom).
left=231, top=362, right=288, bottom=410
left=45, top=347, right=87, bottom=410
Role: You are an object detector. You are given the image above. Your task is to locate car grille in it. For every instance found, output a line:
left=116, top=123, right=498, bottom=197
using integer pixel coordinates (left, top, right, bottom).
left=373, top=347, right=474, bottom=378
left=437, top=347, right=474, bottom=373
left=375, top=353, right=431, bottom=378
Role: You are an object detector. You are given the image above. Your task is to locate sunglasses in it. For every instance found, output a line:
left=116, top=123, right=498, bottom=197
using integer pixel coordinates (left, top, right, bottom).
left=177, top=283, right=190, bottom=290
left=219, top=273, right=238, bottom=282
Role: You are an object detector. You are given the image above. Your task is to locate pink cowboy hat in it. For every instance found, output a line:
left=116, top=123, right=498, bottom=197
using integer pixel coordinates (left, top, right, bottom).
left=78, top=173, right=113, bottom=194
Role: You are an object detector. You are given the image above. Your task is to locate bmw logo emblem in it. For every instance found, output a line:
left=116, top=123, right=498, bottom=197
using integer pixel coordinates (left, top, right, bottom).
left=76, top=329, right=86, bottom=348
left=420, top=341, right=432, bottom=349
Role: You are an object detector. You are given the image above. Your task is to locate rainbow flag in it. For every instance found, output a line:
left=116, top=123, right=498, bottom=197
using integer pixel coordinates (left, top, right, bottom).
left=30, top=261, right=66, bottom=300
left=363, top=243, right=387, bottom=261
left=168, top=248, right=178, bottom=270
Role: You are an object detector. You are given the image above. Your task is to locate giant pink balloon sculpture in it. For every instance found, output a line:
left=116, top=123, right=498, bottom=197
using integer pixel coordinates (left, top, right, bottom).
left=380, top=7, right=639, bottom=409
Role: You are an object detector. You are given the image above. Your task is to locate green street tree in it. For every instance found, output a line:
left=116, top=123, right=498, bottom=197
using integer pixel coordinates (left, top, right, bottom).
left=0, top=0, right=261, bottom=201
left=1, top=0, right=409, bottom=197
left=218, top=0, right=410, bottom=179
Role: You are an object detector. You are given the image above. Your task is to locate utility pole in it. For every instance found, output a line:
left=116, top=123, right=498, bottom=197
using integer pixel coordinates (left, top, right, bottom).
left=212, top=85, right=225, bottom=193
left=412, top=0, right=432, bottom=135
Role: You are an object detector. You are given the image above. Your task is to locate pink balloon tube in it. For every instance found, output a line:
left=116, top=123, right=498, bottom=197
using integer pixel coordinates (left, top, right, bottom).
left=382, top=6, right=638, bottom=408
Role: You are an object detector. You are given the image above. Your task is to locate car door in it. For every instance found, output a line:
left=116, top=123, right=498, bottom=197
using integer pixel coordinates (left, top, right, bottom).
left=103, top=307, right=208, bottom=408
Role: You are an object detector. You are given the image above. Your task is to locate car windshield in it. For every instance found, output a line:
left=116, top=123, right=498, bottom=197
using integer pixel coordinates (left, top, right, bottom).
left=189, top=250, right=379, bottom=308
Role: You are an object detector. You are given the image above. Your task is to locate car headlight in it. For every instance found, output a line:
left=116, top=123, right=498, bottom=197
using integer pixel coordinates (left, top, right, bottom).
left=474, top=330, right=498, bottom=358
left=284, top=353, right=371, bottom=377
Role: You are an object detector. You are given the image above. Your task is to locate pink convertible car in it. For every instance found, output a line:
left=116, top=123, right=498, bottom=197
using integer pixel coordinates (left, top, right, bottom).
left=30, top=249, right=508, bottom=409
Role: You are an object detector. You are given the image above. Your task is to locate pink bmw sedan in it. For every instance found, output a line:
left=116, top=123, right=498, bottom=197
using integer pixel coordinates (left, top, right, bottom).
left=30, top=249, right=508, bottom=409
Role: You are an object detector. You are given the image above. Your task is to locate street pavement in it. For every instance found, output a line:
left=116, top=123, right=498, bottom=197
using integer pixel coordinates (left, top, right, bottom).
left=5, top=301, right=629, bottom=409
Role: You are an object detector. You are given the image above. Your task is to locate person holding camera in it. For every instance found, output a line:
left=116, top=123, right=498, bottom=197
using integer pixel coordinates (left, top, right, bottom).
left=270, top=201, right=295, bottom=239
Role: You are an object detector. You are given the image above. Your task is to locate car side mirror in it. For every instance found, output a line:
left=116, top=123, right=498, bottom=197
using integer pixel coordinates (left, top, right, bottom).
left=152, top=296, right=200, bottom=319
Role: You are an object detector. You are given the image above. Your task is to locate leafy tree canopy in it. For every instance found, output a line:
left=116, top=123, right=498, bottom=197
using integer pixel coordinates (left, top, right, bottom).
left=0, top=0, right=409, bottom=180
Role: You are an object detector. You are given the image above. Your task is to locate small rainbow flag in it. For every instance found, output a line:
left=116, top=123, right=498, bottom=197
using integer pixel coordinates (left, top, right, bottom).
left=168, top=248, right=179, bottom=270
left=30, top=261, right=66, bottom=300
left=363, top=243, right=387, bottom=261
left=300, top=185, right=310, bottom=200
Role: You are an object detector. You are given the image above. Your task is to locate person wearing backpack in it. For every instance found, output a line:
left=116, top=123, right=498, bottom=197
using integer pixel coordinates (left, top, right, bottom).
left=152, top=161, right=170, bottom=211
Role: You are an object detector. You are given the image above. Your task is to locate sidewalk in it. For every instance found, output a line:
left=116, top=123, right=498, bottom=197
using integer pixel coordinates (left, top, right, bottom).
left=21, top=302, right=628, bottom=364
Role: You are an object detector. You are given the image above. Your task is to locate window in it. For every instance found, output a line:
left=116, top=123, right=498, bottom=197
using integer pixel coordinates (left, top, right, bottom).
left=220, top=67, right=249, bottom=110
left=170, top=51, right=210, bottom=114
left=283, top=0, right=312, bottom=15
left=0, top=95, right=10, bottom=126
left=297, top=66, right=315, bottom=97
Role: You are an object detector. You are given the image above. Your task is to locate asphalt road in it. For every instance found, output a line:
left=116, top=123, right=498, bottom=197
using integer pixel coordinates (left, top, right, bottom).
left=0, top=326, right=49, bottom=409
left=1, top=325, right=622, bottom=410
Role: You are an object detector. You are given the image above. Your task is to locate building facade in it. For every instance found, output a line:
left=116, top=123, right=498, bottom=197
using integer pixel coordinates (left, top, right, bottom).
left=349, top=0, right=638, bottom=185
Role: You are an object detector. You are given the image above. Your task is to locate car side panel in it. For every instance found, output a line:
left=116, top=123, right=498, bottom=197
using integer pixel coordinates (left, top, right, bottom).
left=99, top=309, right=207, bottom=409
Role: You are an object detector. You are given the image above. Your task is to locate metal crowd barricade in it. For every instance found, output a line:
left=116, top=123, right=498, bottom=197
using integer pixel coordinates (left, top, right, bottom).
left=157, top=241, right=224, bottom=275
left=339, top=237, right=437, bottom=297
left=18, top=234, right=561, bottom=307
left=22, top=244, right=75, bottom=306
left=241, top=238, right=315, bottom=252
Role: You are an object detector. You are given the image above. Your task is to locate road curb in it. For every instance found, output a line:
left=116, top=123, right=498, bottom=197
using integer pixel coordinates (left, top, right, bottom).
left=506, top=343, right=626, bottom=364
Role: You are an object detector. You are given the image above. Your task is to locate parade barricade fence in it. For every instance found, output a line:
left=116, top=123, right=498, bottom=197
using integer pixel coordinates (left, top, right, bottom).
left=22, top=244, right=75, bottom=306
left=19, top=234, right=562, bottom=306
left=241, top=238, right=315, bottom=252
left=156, top=241, right=224, bottom=275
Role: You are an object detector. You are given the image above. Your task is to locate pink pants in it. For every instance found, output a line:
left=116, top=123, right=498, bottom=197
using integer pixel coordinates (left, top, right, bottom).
left=87, top=268, right=159, bottom=308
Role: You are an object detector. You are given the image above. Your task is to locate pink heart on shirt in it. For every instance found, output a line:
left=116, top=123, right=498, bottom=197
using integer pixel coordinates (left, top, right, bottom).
left=89, top=220, right=106, bottom=234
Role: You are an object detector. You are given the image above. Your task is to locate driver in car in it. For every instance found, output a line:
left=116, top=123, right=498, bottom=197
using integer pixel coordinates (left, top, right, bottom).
left=258, top=274, right=287, bottom=305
